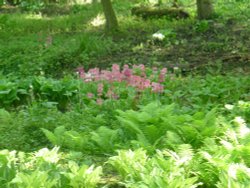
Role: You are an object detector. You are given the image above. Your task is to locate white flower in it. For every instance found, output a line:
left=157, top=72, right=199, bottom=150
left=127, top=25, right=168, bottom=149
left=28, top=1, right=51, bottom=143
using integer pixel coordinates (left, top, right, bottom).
left=225, top=104, right=234, bottom=110
left=234, top=116, right=246, bottom=126
left=35, top=147, right=60, bottom=164
left=152, top=33, right=165, bottom=41
left=84, top=73, right=93, bottom=82
left=228, top=164, right=250, bottom=180
left=220, top=140, right=234, bottom=151
left=238, top=125, right=250, bottom=138
left=238, top=100, right=245, bottom=105
left=228, top=164, right=238, bottom=179
left=173, top=67, right=179, bottom=71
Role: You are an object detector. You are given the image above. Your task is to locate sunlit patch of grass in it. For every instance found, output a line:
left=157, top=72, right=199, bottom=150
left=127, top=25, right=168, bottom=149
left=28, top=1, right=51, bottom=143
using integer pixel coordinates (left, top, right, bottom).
left=89, top=13, right=105, bottom=27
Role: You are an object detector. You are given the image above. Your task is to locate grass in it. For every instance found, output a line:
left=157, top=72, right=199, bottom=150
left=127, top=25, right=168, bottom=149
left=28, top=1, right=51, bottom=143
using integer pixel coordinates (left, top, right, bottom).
left=0, top=0, right=249, bottom=187
left=1, top=0, right=249, bottom=77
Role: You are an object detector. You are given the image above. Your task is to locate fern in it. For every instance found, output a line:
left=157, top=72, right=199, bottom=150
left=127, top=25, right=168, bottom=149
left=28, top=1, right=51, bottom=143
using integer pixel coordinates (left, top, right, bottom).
left=42, top=126, right=91, bottom=152
left=117, top=102, right=219, bottom=151
left=91, top=126, right=119, bottom=153
left=196, top=116, right=250, bottom=187
left=109, top=146, right=201, bottom=188
left=41, top=126, right=66, bottom=146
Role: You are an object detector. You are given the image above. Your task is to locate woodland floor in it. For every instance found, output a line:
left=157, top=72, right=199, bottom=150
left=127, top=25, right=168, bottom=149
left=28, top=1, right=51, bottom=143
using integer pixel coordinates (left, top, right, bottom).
left=90, top=18, right=250, bottom=74
left=1, top=2, right=250, bottom=76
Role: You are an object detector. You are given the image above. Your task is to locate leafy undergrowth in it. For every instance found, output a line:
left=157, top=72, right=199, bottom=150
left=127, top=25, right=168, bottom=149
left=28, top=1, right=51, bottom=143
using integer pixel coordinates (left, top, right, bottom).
left=0, top=0, right=250, bottom=187
left=1, top=0, right=250, bottom=77
left=0, top=100, right=250, bottom=187
left=0, top=64, right=250, bottom=187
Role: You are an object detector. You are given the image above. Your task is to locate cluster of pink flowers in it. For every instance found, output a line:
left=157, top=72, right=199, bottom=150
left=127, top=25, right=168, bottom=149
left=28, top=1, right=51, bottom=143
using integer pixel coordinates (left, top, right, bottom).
left=76, top=64, right=167, bottom=105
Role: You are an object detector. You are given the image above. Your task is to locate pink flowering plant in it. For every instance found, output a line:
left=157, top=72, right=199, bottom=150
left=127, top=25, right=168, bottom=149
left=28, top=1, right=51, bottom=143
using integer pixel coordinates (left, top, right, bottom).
left=76, top=64, right=168, bottom=105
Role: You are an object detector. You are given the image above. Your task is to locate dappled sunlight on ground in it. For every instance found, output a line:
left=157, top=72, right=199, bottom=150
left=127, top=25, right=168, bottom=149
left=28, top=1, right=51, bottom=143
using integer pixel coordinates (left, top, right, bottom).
left=89, top=13, right=105, bottom=27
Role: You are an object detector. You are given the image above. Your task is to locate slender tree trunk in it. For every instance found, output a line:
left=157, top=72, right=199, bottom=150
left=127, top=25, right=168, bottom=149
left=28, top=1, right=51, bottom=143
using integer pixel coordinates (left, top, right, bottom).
left=101, top=0, right=118, bottom=32
left=196, top=0, right=214, bottom=19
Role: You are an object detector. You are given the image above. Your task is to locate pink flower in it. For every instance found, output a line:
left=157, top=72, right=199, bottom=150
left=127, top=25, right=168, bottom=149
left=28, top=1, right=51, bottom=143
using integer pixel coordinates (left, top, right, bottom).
left=123, top=64, right=129, bottom=69
left=106, top=87, right=119, bottom=99
left=89, top=68, right=100, bottom=81
left=76, top=67, right=85, bottom=79
left=112, top=71, right=123, bottom=82
left=143, top=79, right=151, bottom=88
left=152, top=82, right=164, bottom=93
left=106, top=88, right=113, bottom=98
left=84, top=73, right=93, bottom=82
left=96, top=98, right=103, bottom=105
left=128, top=75, right=141, bottom=87
left=123, top=68, right=132, bottom=77
left=103, top=71, right=114, bottom=83
left=161, top=68, right=167, bottom=74
left=75, top=65, right=168, bottom=100
left=100, top=70, right=110, bottom=80
left=112, top=64, right=120, bottom=72
left=158, top=68, right=167, bottom=83
left=97, top=83, right=104, bottom=96
left=86, top=92, right=94, bottom=99
left=139, top=64, right=145, bottom=71
left=153, top=67, right=158, bottom=72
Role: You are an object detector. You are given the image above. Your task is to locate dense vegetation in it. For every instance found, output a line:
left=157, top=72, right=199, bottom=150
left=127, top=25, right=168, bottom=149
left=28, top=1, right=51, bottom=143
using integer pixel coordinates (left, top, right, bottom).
left=0, top=0, right=249, bottom=187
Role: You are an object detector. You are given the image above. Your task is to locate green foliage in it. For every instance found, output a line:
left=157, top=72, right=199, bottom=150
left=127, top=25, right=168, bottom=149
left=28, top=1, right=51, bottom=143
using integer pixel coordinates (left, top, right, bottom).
left=91, top=126, right=119, bottom=153
left=10, top=170, right=58, bottom=188
left=163, top=75, right=250, bottom=110
left=64, top=162, right=102, bottom=188
left=0, top=80, right=19, bottom=107
left=0, top=150, right=17, bottom=187
left=0, top=76, right=79, bottom=109
left=0, top=0, right=250, bottom=187
left=108, top=113, right=250, bottom=187
left=108, top=146, right=202, bottom=188
left=0, top=147, right=102, bottom=188
left=194, top=20, right=210, bottom=33
left=42, top=126, right=92, bottom=152
left=117, top=102, right=219, bottom=151
left=196, top=117, right=250, bottom=187
left=0, top=108, right=11, bottom=124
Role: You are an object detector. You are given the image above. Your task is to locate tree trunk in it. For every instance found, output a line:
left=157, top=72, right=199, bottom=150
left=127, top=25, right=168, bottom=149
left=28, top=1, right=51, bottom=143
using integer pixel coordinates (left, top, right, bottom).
left=196, top=0, right=214, bottom=19
left=101, top=0, right=118, bottom=32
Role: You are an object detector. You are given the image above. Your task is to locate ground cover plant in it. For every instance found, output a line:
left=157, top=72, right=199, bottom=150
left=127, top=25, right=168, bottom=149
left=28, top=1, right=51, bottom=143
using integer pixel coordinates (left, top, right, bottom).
left=0, top=0, right=250, bottom=187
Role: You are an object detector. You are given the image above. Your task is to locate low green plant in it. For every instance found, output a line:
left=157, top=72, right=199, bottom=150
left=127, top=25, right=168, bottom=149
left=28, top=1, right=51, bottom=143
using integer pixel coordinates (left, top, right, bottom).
left=91, top=126, right=120, bottom=153
left=196, top=115, right=250, bottom=187
left=0, top=150, right=17, bottom=187
left=194, top=20, right=210, bottom=33
left=108, top=145, right=202, bottom=188
left=117, top=102, right=219, bottom=151
left=63, top=162, right=102, bottom=188
left=10, top=170, right=58, bottom=188
left=42, top=126, right=92, bottom=152
left=0, top=80, right=19, bottom=107
left=0, top=147, right=103, bottom=188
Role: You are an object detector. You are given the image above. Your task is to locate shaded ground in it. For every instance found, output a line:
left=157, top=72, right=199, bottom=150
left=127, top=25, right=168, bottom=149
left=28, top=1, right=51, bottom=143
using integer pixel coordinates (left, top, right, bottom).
left=90, top=18, right=250, bottom=74
left=1, top=2, right=250, bottom=76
